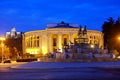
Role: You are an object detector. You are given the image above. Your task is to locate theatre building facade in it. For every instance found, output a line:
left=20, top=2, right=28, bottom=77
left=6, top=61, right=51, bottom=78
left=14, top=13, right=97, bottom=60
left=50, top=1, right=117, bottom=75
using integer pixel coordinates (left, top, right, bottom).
left=22, top=22, right=104, bottom=55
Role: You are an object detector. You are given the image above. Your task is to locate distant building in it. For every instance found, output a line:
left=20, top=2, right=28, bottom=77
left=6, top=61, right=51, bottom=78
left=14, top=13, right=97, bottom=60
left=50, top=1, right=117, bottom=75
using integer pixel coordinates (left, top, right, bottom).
left=6, top=27, right=22, bottom=38
left=22, top=22, right=104, bottom=55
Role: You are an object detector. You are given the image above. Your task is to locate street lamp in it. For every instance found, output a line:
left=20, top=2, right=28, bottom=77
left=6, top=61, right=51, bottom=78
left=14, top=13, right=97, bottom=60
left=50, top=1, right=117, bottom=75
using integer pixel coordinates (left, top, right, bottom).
left=0, top=37, right=5, bottom=63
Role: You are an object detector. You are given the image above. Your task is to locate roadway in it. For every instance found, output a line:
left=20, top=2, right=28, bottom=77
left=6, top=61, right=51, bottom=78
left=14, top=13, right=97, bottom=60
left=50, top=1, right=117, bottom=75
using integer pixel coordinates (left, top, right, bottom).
left=0, top=67, right=120, bottom=80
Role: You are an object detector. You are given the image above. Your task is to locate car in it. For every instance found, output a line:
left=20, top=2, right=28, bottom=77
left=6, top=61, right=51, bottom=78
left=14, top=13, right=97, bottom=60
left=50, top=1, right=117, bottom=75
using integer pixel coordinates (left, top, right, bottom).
left=3, top=59, right=11, bottom=63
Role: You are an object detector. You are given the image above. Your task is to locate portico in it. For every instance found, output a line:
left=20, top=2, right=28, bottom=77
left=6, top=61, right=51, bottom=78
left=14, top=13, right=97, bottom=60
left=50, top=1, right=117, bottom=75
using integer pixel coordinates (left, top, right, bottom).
left=22, top=22, right=103, bottom=55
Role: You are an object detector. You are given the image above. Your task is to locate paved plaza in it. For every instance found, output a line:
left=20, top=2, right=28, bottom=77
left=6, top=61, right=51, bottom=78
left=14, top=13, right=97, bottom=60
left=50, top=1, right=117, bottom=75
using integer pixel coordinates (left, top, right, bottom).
left=0, top=67, right=120, bottom=80
left=0, top=62, right=120, bottom=80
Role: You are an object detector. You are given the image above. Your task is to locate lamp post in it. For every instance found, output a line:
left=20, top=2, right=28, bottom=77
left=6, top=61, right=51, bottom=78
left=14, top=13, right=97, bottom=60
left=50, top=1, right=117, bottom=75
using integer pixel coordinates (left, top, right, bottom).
left=0, top=37, right=5, bottom=63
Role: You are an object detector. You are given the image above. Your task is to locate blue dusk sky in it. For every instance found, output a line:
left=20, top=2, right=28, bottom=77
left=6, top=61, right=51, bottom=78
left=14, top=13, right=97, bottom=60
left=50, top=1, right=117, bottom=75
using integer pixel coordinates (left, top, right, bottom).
left=0, top=0, right=120, bottom=35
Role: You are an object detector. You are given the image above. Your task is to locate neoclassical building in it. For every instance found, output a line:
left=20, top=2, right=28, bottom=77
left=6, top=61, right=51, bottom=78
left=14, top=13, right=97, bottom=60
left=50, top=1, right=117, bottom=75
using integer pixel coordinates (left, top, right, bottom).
left=22, top=22, right=104, bottom=55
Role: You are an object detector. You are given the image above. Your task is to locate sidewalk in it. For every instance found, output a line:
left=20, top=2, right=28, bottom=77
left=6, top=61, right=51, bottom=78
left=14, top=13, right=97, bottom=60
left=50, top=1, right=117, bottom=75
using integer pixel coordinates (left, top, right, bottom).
left=11, top=61, right=120, bottom=69
left=0, top=62, right=27, bottom=68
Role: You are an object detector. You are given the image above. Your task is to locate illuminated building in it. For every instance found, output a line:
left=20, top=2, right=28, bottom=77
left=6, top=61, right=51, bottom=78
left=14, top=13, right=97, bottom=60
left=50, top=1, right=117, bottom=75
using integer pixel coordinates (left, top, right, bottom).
left=22, top=22, right=104, bottom=55
left=6, top=27, right=22, bottom=38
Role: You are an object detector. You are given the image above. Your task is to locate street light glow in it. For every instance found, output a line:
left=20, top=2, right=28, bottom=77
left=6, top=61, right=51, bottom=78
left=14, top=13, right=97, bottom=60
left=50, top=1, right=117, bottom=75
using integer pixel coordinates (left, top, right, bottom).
left=118, top=37, right=120, bottom=40
left=90, top=45, right=94, bottom=48
left=0, top=36, right=6, bottom=63
left=0, top=37, right=5, bottom=41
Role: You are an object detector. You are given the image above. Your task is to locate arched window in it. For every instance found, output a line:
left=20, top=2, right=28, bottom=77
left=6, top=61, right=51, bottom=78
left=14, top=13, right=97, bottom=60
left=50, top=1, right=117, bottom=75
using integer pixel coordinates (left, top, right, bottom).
left=64, top=38, right=67, bottom=46
left=53, top=38, right=57, bottom=46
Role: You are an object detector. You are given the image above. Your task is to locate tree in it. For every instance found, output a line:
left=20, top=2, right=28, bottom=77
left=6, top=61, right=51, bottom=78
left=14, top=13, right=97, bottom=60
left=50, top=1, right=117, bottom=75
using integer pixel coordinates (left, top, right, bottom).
left=102, top=17, right=114, bottom=50
left=5, top=37, right=22, bottom=59
left=102, top=17, right=120, bottom=55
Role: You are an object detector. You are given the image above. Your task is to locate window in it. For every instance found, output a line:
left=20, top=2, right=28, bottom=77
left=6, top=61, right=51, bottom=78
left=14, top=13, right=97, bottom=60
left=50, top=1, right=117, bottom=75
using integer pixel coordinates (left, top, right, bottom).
left=37, top=36, right=39, bottom=47
left=27, top=38, right=30, bottom=47
left=37, top=36, right=39, bottom=39
left=31, top=37, right=32, bottom=47
left=90, top=40, right=92, bottom=44
left=64, top=38, right=67, bottom=45
left=34, top=37, right=36, bottom=47
left=94, top=40, right=97, bottom=44
left=53, top=38, right=56, bottom=46
left=90, top=36, right=92, bottom=38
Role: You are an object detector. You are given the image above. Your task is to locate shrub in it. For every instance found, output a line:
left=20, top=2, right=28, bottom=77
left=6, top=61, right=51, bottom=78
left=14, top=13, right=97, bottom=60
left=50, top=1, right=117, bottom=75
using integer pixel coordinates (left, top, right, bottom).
left=16, top=58, right=37, bottom=62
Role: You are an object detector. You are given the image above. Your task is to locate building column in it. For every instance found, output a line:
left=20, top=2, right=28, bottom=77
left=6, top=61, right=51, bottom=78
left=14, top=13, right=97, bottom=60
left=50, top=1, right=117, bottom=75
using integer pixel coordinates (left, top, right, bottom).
left=48, top=35, right=52, bottom=53
left=69, top=34, right=71, bottom=45
left=35, top=36, right=37, bottom=47
left=39, top=35, right=41, bottom=53
left=69, top=34, right=71, bottom=41
left=58, top=34, right=62, bottom=50
left=30, top=37, right=31, bottom=48
left=102, top=34, right=104, bottom=49
left=41, top=36, right=43, bottom=53
left=46, top=34, right=49, bottom=53
left=69, top=33, right=74, bottom=45
left=31, top=36, right=32, bottom=48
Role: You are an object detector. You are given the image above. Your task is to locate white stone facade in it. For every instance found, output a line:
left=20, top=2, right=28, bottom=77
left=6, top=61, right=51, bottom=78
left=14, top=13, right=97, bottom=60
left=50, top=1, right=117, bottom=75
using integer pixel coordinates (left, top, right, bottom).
left=22, top=27, right=104, bottom=55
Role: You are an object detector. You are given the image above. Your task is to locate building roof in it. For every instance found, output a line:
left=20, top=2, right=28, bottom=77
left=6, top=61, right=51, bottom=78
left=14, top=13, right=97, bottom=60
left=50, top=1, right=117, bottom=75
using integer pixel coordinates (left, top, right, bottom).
left=47, top=21, right=79, bottom=28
